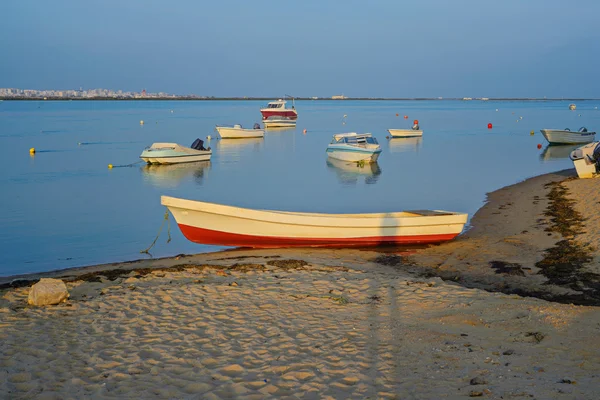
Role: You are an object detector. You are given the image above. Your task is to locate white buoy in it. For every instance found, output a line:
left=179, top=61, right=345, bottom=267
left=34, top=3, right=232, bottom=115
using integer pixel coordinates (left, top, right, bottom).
left=140, top=120, right=144, bottom=125
left=207, top=135, right=212, bottom=140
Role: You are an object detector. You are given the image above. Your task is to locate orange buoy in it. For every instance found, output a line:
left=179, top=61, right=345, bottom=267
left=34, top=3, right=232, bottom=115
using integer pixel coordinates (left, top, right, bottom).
left=395, top=113, right=399, bottom=117
left=404, top=115, right=408, bottom=119
left=537, top=144, right=542, bottom=149
left=487, top=123, right=493, bottom=129
left=303, top=128, right=307, bottom=134
left=413, top=120, right=419, bottom=125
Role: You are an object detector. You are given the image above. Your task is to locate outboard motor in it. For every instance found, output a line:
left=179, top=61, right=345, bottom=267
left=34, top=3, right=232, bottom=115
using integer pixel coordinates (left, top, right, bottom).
left=190, top=138, right=206, bottom=151
left=253, top=123, right=261, bottom=129
left=412, top=124, right=420, bottom=130
left=578, top=127, right=588, bottom=133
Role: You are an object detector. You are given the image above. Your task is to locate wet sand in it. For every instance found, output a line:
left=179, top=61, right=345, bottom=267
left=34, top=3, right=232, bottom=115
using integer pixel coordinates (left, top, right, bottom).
left=1, top=170, right=600, bottom=398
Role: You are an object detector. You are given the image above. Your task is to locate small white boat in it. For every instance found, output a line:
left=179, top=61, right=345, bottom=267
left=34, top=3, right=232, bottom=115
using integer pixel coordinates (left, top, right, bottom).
left=326, top=133, right=382, bottom=163
left=161, top=196, right=468, bottom=248
left=387, top=128, right=423, bottom=138
left=140, top=140, right=212, bottom=164
left=570, top=142, right=600, bottom=178
left=540, top=128, right=596, bottom=145
left=263, top=116, right=297, bottom=128
left=215, top=124, right=264, bottom=139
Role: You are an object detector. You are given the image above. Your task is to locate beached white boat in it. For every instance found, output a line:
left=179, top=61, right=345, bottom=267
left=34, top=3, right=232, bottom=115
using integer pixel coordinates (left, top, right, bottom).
left=387, top=128, right=423, bottom=138
left=540, top=128, right=596, bottom=145
left=326, top=133, right=382, bottom=163
left=140, top=140, right=211, bottom=164
left=263, top=116, right=297, bottom=128
left=570, top=142, right=600, bottom=178
left=215, top=124, right=264, bottom=139
left=161, top=196, right=468, bottom=248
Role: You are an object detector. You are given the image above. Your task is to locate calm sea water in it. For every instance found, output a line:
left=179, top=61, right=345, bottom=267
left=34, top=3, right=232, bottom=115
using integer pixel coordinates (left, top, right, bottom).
left=1, top=99, right=598, bottom=277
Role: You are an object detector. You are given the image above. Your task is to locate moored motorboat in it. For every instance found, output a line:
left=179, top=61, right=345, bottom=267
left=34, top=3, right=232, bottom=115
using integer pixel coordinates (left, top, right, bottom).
left=569, top=142, right=600, bottom=178
left=263, top=116, right=297, bottom=128
left=140, top=139, right=211, bottom=164
left=326, top=133, right=381, bottom=163
left=388, top=120, right=423, bottom=138
left=215, top=124, right=265, bottom=139
left=260, top=98, right=298, bottom=121
left=540, top=127, right=596, bottom=145
left=387, top=129, right=423, bottom=138
left=161, top=196, right=468, bottom=248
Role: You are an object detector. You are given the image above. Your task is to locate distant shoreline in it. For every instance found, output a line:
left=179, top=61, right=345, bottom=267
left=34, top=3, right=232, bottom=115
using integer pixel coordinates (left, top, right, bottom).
left=1, top=97, right=599, bottom=101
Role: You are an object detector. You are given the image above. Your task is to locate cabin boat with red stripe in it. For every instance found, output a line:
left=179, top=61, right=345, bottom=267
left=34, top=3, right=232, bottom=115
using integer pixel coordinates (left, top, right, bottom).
left=260, top=99, right=298, bottom=121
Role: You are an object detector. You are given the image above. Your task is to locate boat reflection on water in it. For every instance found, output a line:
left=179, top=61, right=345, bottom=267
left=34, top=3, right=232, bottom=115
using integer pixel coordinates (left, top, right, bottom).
left=214, top=137, right=264, bottom=157
left=388, top=137, right=422, bottom=153
left=140, top=161, right=211, bottom=188
left=539, top=144, right=581, bottom=162
left=326, top=158, right=382, bottom=185
left=264, top=126, right=296, bottom=133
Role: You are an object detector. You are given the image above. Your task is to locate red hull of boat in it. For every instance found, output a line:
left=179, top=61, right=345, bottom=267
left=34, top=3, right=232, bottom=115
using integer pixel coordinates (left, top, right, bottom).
left=260, top=110, right=298, bottom=120
left=179, top=224, right=458, bottom=248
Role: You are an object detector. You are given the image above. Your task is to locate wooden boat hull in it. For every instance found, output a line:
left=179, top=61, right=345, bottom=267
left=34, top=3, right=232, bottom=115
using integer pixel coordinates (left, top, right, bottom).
left=388, top=129, right=423, bottom=138
left=540, top=129, right=596, bottom=145
left=216, top=126, right=265, bottom=139
left=162, top=196, right=468, bottom=248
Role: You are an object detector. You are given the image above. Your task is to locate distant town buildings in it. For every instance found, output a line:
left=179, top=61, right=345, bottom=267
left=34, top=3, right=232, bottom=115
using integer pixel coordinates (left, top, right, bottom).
left=331, top=94, right=348, bottom=100
left=0, top=87, right=195, bottom=99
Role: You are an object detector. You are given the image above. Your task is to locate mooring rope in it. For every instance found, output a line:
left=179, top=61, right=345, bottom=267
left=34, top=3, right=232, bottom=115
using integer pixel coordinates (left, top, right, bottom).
left=140, top=209, right=172, bottom=254
left=109, top=160, right=145, bottom=168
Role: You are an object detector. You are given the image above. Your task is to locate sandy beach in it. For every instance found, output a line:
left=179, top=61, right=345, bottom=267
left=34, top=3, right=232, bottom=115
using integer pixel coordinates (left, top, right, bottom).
left=2, top=170, right=600, bottom=399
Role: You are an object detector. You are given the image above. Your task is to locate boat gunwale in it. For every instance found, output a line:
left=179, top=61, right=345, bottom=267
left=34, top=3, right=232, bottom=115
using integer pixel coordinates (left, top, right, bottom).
left=161, top=196, right=468, bottom=229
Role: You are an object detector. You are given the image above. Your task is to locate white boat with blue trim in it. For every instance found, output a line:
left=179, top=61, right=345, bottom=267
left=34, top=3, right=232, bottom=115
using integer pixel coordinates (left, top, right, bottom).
left=540, top=127, right=596, bottom=145
left=140, top=139, right=212, bottom=164
left=326, top=133, right=382, bottom=163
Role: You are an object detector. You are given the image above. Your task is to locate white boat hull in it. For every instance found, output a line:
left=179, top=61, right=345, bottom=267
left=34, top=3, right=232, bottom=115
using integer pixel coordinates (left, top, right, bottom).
left=327, top=150, right=380, bottom=163
left=540, top=129, right=596, bottom=145
left=570, top=142, right=599, bottom=179
left=140, top=143, right=212, bottom=165
left=387, top=129, right=423, bottom=138
left=216, top=126, right=265, bottom=139
left=263, top=119, right=297, bottom=128
left=161, top=196, right=468, bottom=248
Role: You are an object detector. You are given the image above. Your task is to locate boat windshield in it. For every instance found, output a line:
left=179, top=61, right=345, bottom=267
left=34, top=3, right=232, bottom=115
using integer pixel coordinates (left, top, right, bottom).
left=331, top=135, right=377, bottom=145
left=267, top=103, right=283, bottom=109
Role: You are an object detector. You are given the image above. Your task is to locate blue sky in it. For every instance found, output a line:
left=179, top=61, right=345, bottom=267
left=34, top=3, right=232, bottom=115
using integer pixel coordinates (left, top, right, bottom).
left=1, top=0, right=599, bottom=98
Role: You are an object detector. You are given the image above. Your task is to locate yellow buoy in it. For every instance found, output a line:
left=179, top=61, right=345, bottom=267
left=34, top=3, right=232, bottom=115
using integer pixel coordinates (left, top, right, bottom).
left=108, top=164, right=113, bottom=169
left=530, top=130, right=534, bottom=135
left=29, top=147, right=35, bottom=154
left=140, top=120, right=144, bottom=125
